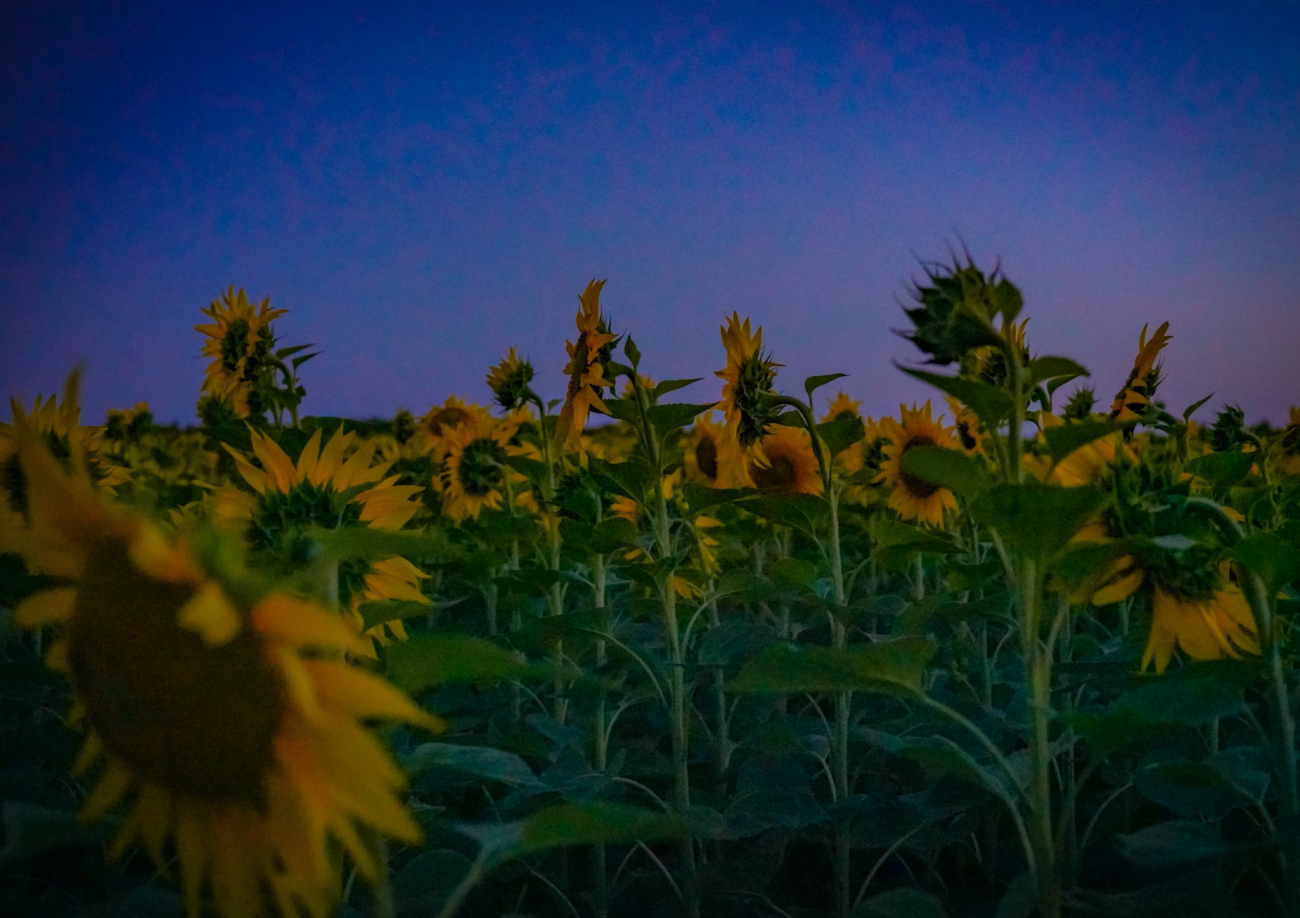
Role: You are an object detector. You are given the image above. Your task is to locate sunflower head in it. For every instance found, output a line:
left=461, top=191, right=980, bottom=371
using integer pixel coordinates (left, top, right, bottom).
left=1208, top=404, right=1254, bottom=452
left=1110, top=321, right=1171, bottom=424
left=1062, top=387, right=1096, bottom=422
left=875, top=401, right=959, bottom=526
left=196, top=287, right=286, bottom=415
left=899, top=258, right=1017, bottom=366
left=746, top=425, right=823, bottom=495
left=822, top=391, right=861, bottom=423
left=104, top=402, right=154, bottom=442
left=715, top=312, right=782, bottom=457
left=391, top=407, right=417, bottom=445
left=416, top=395, right=480, bottom=457
left=438, top=410, right=523, bottom=521
left=1278, top=407, right=1300, bottom=476
left=10, top=425, right=439, bottom=917
left=557, top=279, right=619, bottom=450
left=487, top=347, right=537, bottom=412
left=962, top=318, right=1030, bottom=389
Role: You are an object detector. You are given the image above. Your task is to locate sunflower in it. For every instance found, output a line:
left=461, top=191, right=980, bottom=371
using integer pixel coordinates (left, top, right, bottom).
left=684, top=412, right=746, bottom=488
left=1110, top=321, right=1171, bottom=424
left=1069, top=521, right=1258, bottom=673
left=715, top=312, right=782, bottom=462
left=746, top=425, right=823, bottom=495
left=437, top=410, right=530, bottom=521
left=196, top=288, right=286, bottom=416
left=486, top=348, right=536, bottom=413
left=218, top=427, right=427, bottom=646
left=822, top=391, right=861, bottom=423
left=945, top=395, right=985, bottom=455
left=415, top=395, right=480, bottom=459
left=1, top=375, right=128, bottom=555
left=1026, top=412, right=1133, bottom=487
left=557, top=279, right=618, bottom=451
left=9, top=422, right=441, bottom=918
left=875, top=402, right=959, bottom=526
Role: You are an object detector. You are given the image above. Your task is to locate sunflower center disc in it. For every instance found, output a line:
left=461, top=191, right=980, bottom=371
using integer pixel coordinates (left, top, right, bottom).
left=458, top=438, right=507, bottom=496
left=695, top=436, right=719, bottom=481
left=752, top=453, right=797, bottom=491
left=69, top=543, right=284, bottom=804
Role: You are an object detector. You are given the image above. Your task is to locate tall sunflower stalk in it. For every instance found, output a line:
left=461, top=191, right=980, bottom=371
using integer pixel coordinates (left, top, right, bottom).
left=897, top=258, right=1071, bottom=918
left=762, top=380, right=859, bottom=918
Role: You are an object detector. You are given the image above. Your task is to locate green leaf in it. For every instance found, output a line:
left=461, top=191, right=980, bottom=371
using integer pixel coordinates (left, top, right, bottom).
left=646, top=403, right=718, bottom=432
left=598, top=397, right=641, bottom=422
left=1183, top=392, right=1215, bottom=422
left=590, top=516, right=640, bottom=554
left=651, top=378, right=703, bottom=399
left=1185, top=450, right=1254, bottom=489
left=871, top=516, right=959, bottom=554
left=385, top=634, right=533, bottom=694
left=730, top=637, right=936, bottom=697
left=968, top=482, right=1106, bottom=562
left=899, top=445, right=987, bottom=499
left=1041, top=418, right=1132, bottom=465
left=898, top=366, right=1015, bottom=428
left=805, top=373, right=848, bottom=401
left=624, top=336, right=642, bottom=370
left=1112, top=662, right=1253, bottom=725
left=680, top=482, right=752, bottom=515
left=817, top=415, right=867, bottom=458
left=1026, top=356, right=1088, bottom=389
left=1233, top=531, right=1300, bottom=595
left=769, top=557, right=818, bottom=590
left=1117, top=820, right=1231, bottom=867
left=991, top=278, right=1023, bottom=325
left=358, top=599, right=432, bottom=631
left=393, top=849, right=473, bottom=909
left=853, top=887, right=949, bottom=918
left=588, top=456, right=656, bottom=501
left=458, top=802, right=691, bottom=865
left=310, top=526, right=446, bottom=563
left=405, top=743, right=545, bottom=788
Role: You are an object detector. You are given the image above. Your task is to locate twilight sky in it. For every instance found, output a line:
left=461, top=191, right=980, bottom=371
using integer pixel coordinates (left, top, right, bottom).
left=2, top=1, right=1298, bottom=428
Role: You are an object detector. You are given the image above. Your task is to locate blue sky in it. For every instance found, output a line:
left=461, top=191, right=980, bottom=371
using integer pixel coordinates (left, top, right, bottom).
left=2, top=1, right=1298, bottom=427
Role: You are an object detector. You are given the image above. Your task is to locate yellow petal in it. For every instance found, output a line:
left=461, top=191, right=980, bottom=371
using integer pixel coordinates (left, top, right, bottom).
left=13, top=587, right=76, bottom=629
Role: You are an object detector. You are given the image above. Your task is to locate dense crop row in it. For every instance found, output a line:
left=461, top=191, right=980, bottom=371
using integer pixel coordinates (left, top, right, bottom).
left=3, top=258, right=1299, bottom=918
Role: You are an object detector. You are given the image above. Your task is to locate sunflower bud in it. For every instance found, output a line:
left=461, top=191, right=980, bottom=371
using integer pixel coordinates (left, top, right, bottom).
left=486, top=347, right=536, bottom=412
left=899, top=259, right=1016, bottom=366
left=1062, top=388, right=1096, bottom=422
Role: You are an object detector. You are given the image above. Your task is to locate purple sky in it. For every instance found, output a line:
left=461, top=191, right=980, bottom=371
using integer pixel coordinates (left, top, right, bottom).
left=3, top=1, right=1298, bottom=428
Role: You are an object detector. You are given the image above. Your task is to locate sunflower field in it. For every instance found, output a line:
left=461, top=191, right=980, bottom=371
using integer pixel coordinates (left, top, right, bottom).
left=3, top=259, right=1300, bottom=918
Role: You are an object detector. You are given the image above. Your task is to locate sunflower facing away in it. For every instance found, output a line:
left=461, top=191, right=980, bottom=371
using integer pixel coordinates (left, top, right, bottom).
left=8, top=421, right=441, bottom=918
left=196, top=288, right=286, bottom=415
left=557, top=279, right=618, bottom=450
left=219, top=427, right=427, bottom=646
left=1110, top=321, right=1171, bottom=424
left=1, top=374, right=128, bottom=555
left=486, top=347, right=536, bottom=413
left=875, top=401, right=959, bottom=526
left=715, top=312, right=781, bottom=463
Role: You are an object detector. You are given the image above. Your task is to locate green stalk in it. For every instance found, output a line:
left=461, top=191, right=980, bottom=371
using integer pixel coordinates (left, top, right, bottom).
left=828, top=481, right=852, bottom=918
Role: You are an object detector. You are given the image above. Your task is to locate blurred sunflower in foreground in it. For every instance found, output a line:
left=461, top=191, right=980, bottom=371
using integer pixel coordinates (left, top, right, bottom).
left=875, top=401, right=959, bottom=526
left=218, top=427, right=428, bottom=646
left=8, top=421, right=441, bottom=918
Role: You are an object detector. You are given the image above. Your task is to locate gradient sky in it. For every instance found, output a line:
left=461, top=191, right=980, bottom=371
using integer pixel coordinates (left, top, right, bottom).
left=3, top=1, right=1298, bottom=428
